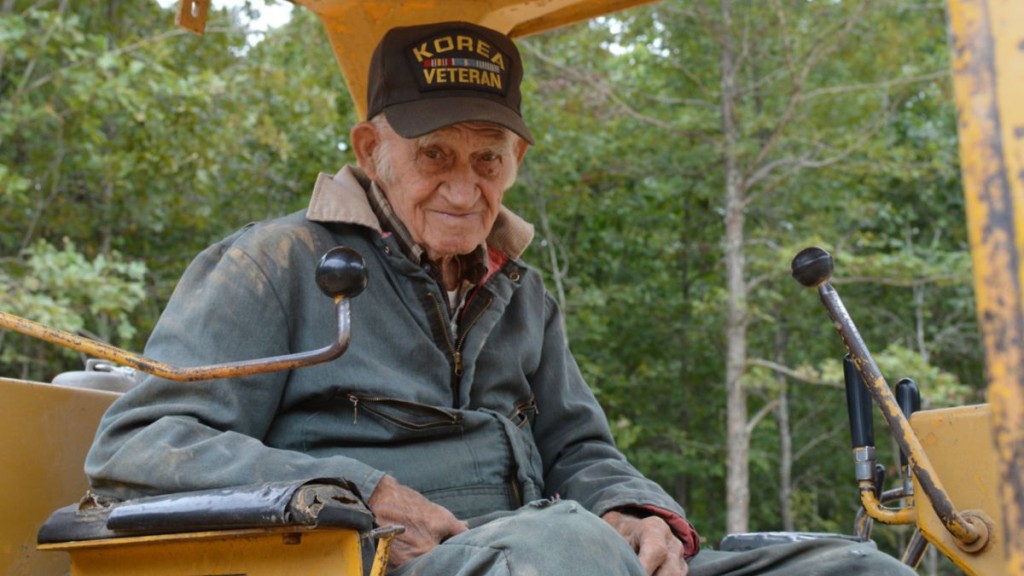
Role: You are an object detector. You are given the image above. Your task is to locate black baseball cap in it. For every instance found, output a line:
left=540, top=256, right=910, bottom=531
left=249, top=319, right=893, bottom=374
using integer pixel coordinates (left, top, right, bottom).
left=366, top=21, right=533, bottom=144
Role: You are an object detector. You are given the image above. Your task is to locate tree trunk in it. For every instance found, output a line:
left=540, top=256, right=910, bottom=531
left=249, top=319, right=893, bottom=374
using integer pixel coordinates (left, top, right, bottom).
left=675, top=182, right=698, bottom=511
left=719, top=0, right=750, bottom=536
left=775, top=324, right=794, bottom=531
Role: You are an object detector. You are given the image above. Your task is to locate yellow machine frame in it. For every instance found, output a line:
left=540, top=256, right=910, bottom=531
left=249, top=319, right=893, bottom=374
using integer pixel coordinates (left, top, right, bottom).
left=0, top=379, right=118, bottom=575
left=0, top=0, right=1021, bottom=574
left=910, top=405, right=1004, bottom=575
left=179, top=0, right=658, bottom=119
left=947, top=1, right=1024, bottom=573
left=37, top=527, right=367, bottom=576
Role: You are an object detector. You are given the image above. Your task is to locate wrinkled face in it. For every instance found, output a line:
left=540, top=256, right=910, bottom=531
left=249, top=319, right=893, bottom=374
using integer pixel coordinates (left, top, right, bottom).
left=354, top=119, right=528, bottom=262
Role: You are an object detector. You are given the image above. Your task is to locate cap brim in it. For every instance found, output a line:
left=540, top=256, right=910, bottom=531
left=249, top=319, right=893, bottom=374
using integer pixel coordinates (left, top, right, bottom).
left=383, top=97, right=533, bottom=144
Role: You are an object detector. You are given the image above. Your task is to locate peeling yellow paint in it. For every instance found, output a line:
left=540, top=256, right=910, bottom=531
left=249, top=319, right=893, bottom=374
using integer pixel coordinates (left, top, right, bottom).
left=947, top=0, right=1024, bottom=573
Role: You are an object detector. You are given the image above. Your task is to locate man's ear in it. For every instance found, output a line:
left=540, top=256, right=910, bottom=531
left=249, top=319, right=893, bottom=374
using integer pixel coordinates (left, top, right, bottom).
left=514, top=137, right=530, bottom=165
left=351, top=121, right=380, bottom=179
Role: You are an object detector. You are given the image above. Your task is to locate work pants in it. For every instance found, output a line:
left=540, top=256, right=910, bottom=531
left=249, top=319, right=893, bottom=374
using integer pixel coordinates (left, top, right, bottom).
left=390, top=499, right=916, bottom=575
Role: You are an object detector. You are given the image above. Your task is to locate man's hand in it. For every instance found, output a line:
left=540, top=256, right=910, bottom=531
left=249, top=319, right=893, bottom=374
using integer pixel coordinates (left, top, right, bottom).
left=603, top=511, right=688, bottom=576
left=367, top=475, right=469, bottom=568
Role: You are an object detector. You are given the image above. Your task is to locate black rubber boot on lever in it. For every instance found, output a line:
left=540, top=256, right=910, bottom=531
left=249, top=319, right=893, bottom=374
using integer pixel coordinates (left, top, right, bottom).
left=895, top=378, right=921, bottom=495
left=844, top=354, right=876, bottom=483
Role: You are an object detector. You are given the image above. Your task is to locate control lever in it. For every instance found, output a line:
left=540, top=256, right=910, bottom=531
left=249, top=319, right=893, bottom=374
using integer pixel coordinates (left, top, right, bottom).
left=844, top=354, right=876, bottom=483
left=895, top=379, right=929, bottom=571
left=846, top=353, right=883, bottom=542
left=791, top=247, right=989, bottom=552
left=316, top=246, right=369, bottom=300
left=895, top=378, right=921, bottom=498
left=896, top=377, right=930, bottom=570
left=872, top=464, right=887, bottom=501
left=0, top=246, right=367, bottom=382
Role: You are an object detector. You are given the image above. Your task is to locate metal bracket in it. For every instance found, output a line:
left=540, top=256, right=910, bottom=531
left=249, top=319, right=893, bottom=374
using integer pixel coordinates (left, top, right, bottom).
left=176, top=0, right=210, bottom=35
left=365, top=525, right=405, bottom=576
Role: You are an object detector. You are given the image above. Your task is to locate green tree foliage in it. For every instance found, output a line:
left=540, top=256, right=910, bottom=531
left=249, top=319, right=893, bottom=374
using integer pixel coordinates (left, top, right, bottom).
left=1, top=1, right=354, bottom=380
left=515, top=0, right=978, bottom=562
left=0, top=239, right=146, bottom=377
left=0, top=1, right=979, bottom=571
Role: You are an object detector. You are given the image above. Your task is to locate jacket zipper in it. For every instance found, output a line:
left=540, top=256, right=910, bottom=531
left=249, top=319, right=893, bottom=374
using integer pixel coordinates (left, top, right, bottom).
left=428, top=292, right=492, bottom=406
left=510, top=476, right=523, bottom=508
left=347, top=393, right=462, bottom=428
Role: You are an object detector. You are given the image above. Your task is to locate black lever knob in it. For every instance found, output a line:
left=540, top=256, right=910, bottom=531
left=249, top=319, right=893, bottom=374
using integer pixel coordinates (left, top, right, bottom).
left=791, top=247, right=833, bottom=288
left=895, top=378, right=921, bottom=467
left=844, top=354, right=874, bottom=449
left=316, top=246, right=368, bottom=299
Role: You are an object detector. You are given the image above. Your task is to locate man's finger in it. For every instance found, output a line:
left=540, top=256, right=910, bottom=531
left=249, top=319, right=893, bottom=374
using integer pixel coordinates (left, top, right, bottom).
left=603, top=512, right=688, bottom=575
left=636, top=535, right=670, bottom=573
left=648, top=535, right=687, bottom=576
left=652, top=556, right=689, bottom=576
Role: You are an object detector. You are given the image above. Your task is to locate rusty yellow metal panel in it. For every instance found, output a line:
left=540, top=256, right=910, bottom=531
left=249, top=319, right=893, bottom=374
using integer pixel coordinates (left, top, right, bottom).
left=911, top=405, right=1003, bottom=576
left=0, top=378, right=119, bottom=576
left=290, top=0, right=656, bottom=118
left=946, top=0, right=1024, bottom=574
left=40, top=527, right=364, bottom=576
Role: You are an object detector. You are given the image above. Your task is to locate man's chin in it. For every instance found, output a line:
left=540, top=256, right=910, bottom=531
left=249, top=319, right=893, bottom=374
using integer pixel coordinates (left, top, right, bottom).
left=424, top=235, right=484, bottom=258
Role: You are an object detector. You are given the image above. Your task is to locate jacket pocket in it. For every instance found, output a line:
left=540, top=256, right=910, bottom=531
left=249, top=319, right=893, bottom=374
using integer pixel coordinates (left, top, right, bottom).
left=347, top=393, right=462, bottom=431
left=481, top=408, right=545, bottom=506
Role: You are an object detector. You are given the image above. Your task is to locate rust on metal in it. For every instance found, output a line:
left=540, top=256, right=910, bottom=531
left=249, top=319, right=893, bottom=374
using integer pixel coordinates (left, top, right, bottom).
left=947, top=0, right=1024, bottom=573
left=0, top=300, right=352, bottom=382
left=815, top=283, right=988, bottom=549
left=910, top=406, right=1004, bottom=575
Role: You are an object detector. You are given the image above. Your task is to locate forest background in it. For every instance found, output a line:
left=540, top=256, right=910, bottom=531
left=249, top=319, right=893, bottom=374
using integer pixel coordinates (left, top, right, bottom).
left=0, top=1, right=979, bottom=573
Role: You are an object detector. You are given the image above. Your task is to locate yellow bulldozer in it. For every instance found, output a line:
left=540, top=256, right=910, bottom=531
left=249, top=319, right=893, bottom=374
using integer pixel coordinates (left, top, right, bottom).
left=1, top=1, right=1021, bottom=575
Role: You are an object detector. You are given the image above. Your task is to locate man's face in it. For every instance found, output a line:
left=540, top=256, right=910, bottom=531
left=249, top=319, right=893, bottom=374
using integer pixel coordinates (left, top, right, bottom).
left=357, top=120, right=528, bottom=262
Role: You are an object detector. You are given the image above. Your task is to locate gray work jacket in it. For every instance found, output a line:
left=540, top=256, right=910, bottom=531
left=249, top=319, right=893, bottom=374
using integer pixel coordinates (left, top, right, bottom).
left=85, top=167, right=690, bottom=527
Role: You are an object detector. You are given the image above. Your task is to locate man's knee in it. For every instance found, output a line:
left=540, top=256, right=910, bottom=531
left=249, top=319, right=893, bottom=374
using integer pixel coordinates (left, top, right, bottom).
left=832, top=542, right=916, bottom=575
left=689, top=538, right=916, bottom=576
left=474, top=500, right=626, bottom=547
left=447, top=500, right=647, bottom=575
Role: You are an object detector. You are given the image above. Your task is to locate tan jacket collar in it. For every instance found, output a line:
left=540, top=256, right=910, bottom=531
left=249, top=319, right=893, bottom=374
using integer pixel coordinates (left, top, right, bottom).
left=305, top=166, right=535, bottom=261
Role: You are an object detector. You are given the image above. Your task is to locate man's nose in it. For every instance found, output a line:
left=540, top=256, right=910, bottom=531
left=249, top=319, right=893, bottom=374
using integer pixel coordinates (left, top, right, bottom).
left=443, top=161, right=480, bottom=206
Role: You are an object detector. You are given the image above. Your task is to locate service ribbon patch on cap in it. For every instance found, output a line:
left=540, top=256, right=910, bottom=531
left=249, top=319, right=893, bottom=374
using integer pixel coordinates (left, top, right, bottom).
left=407, top=30, right=509, bottom=95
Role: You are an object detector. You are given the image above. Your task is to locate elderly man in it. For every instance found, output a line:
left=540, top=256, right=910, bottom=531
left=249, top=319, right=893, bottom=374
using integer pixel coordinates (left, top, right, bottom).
left=86, top=21, right=914, bottom=576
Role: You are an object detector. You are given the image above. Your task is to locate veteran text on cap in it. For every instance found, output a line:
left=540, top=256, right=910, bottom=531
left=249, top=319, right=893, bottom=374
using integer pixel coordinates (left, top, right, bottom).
left=366, top=21, right=533, bottom=144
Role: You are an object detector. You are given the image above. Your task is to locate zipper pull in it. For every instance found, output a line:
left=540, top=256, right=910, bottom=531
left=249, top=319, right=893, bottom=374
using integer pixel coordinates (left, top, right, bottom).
left=348, top=394, right=359, bottom=425
left=453, top=350, right=464, bottom=377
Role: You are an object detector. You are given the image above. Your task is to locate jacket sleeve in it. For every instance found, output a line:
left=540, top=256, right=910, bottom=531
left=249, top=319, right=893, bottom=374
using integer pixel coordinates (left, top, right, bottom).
left=85, top=229, right=385, bottom=502
left=529, top=292, right=700, bottom=557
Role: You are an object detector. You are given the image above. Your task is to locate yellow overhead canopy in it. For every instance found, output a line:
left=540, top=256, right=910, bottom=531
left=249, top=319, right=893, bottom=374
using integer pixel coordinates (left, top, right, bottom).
left=175, top=0, right=655, bottom=116
left=291, top=0, right=658, bottom=118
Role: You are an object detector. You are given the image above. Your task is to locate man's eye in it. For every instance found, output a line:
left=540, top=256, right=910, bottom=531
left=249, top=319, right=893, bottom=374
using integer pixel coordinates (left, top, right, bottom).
left=479, top=152, right=498, bottom=162
left=421, top=146, right=450, bottom=161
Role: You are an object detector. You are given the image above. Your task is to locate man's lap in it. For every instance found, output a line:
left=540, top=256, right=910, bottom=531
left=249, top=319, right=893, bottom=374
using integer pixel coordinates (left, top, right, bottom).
left=391, top=499, right=647, bottom=576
